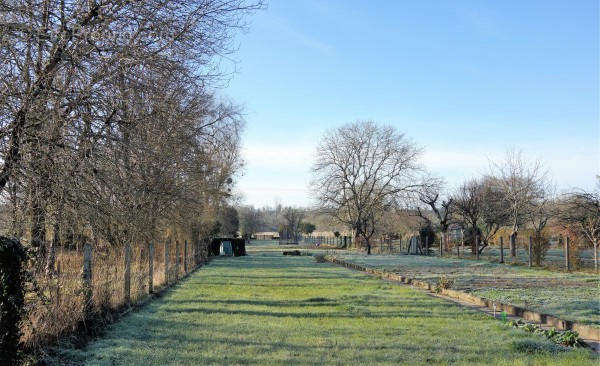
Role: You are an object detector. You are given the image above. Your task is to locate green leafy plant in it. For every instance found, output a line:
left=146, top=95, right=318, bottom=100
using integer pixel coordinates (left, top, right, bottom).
left=522, top=323, right=537, bottom=333
left=507, top=320, right=588, bottom=349
left=556, top=330, right=586, bottom=348
left=434, top=275, right=454, bottom=293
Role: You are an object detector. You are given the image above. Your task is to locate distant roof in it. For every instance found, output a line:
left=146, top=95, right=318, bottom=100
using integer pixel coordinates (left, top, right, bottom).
left=254, top=231, right=279, bottom=236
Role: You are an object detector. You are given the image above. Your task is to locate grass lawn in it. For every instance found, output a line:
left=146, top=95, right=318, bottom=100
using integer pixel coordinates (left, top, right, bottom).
left=58, top=243, right=597, bottom=365
left=332, top=252, right=600, bottom=328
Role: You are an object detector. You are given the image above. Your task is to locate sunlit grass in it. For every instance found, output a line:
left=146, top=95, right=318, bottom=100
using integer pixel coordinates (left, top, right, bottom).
left=58, top=247, right=597, bottom=365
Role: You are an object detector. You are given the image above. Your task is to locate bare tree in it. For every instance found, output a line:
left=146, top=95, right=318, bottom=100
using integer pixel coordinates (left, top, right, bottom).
left=527, top=184, right=558, bottom=236
left=239, top=206, right=263, bottom=240
left=0, top=0, right=262, bottom=271
left=280, top=207, right=304, bottom=243
left=492, top=150, right=547, bottom=257
left=453, top=177, right=508, bottom=254
left=526, top=186, right=558, bottom=266
left=415, top=175, right=453, bottom=246
left=561, top=179, right=600, bottom=271
left=311, top=121, right=423, bottom=255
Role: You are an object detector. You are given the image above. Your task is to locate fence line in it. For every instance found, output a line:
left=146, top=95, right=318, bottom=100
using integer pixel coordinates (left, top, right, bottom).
left=23, top=237, right=209, bottom=349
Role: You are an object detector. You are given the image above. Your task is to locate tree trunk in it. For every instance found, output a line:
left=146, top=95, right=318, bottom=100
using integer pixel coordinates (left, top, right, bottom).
left=30, top=194, right=47, bottom=268
left=46, top=220, right=60, bottom=276
left=509, top=232, right=517, bottom=257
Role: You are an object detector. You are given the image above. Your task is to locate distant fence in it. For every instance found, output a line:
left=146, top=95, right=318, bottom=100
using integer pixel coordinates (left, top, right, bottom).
left=441, top=235, right=596, bottom=272
left=23, top=238, right=208, bottom=349
left=300, top=235, right=354, bottom=247
left=326, top=234, right=596, bottom=272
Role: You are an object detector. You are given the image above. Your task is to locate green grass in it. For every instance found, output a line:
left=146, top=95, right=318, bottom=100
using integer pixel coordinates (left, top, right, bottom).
left=334, top=252, right=600, bottom=327
left=58, top=244, right=597, bottom=365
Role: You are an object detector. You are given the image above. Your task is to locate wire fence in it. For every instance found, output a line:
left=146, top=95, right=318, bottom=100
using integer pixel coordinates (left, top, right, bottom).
left=295, top=233, right=596, bottom=272
left=22, top=239, right=207, bottom=349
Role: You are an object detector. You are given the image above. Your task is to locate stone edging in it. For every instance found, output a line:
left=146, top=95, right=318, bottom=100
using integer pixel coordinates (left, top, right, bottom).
left=324, top=256, right=599, bottom=342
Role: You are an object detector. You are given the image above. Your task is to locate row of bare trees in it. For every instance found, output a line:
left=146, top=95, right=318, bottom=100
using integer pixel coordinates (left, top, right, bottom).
left=311, top=121, right=599, bottom=270
left=424, top=153, right=599, bottom=270
left=0, top=1, right=262, bottom=272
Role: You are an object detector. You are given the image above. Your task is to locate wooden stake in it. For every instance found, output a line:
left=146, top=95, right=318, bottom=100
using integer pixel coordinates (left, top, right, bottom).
left=164, top=240, right=169, bottom=285
left=148, top=241, right=154, bottom=294
left=528, top=236, right=533, bottom=267
left=124, top=243, right=131, bottom=305
left=184, top=240, right=188, bottom=274
left=82, top=241, right=93, bottom=317
left=565, top=236, right=570, bottom=272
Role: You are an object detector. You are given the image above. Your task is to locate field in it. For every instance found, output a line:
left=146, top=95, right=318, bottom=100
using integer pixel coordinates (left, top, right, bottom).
left=57, top=242, right=597, bottom=365
left=331, top=252, right=600, bottom=327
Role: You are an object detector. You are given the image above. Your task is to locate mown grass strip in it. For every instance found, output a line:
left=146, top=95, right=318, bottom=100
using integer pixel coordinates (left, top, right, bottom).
left=58, top=251, right=597, bottom=365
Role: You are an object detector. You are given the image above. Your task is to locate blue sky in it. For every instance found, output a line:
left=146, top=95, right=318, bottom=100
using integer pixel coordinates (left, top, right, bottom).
left=222, top=0, right=599, bottom=207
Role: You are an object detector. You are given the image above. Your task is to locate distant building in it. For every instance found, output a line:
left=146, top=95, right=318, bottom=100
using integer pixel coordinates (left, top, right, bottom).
left=254, top=231, right=280, bottom=240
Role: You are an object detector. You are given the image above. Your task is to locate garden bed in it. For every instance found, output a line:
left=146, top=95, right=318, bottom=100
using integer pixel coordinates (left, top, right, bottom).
left=331, top=252, right=600, bottom=328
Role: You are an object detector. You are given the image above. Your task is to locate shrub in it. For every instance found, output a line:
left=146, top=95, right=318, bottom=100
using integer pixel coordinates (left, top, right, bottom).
left=434, top=275, right=454, bottom=293
left=0, top=237, right=27, bottom=364
left=556, top=330, right=587, bottom=348
left=314, top=254, right=327, bottom=263
left=507, top=320, right=588, bottom=349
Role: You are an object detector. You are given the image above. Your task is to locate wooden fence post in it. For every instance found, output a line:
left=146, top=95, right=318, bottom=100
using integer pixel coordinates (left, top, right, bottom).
left=148, top=241, right=154, bottom=294
left=184, top=240, right=188, bottom=274
left=82, top=241, right=93, bottom=317
left=499, top=236, right=504, bottom=263
left=439, top=234, right=443, bottom=257
left=528, top=236, right=533, bottom=267
left=459, top=230, right=463, bottom=258
left=475, top=235, right=480, bottom=260
left=164, top=240, right=169, bottom=285
left=193, top=237, right=198, bottom=267
left=175, top=240, right=180, bottom=280
left=594, top=239, right=598, bottom=273
left=565, top=236, right=570, bottom=272
left=124, top=243, right=131, bottom=305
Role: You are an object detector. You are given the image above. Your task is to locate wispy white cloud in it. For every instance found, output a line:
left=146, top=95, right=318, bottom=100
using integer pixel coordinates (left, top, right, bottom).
left=264, top=14, right=334, bottom=55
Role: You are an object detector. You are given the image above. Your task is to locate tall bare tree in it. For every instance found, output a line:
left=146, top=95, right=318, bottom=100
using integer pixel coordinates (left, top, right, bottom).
left=239, top=206, right=263, bottom=240
left=0, top=0, right=262, bottom=270
left=492, top=150, right=547, bottom=257
left=561, top=179, right=600, bottom=271
left=280, top=207, right=304, bottom=243
left=311, top=121, right=423, bottom=254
